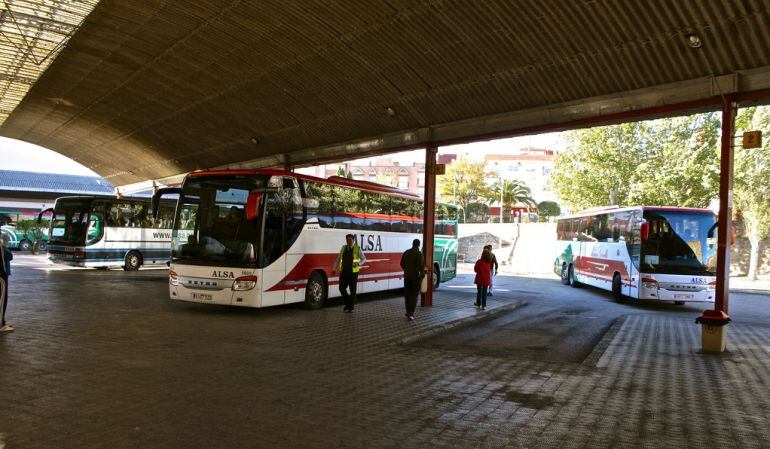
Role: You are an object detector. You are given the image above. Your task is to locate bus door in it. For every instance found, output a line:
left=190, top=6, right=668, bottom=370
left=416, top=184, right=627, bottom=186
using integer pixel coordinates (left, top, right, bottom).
left=626, top=210, right=642, bottom=298
left=260, top=177, right=305, bottom=306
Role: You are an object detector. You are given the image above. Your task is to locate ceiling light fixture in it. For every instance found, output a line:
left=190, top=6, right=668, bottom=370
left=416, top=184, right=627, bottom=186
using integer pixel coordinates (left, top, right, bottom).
left=686, top=33, right=702, bottom=48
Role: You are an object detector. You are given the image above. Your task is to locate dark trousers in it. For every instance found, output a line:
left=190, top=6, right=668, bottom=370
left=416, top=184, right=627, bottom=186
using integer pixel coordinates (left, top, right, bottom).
left=476, top=285, right=488, bottom=308
left=339, top=271, right=358, bottom=309
left=404, top=278, right=420, bottom=315
left=0, top=275, right=7, bottom=326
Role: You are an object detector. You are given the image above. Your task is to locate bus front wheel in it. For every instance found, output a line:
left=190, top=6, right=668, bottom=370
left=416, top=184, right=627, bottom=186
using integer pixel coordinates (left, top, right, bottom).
left=18, top=239, right=31, bottom=251
left=612, top=274, right=626, bottom=303
left=304, top=271, right=327, bottom=310
left=123, top=251, right=142, bottom=271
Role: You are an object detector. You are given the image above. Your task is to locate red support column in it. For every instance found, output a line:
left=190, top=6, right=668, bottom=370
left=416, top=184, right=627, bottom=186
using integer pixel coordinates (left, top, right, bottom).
left=715, top=95, right=736, bottom=314
left=421, top=144, right=438, bottom=307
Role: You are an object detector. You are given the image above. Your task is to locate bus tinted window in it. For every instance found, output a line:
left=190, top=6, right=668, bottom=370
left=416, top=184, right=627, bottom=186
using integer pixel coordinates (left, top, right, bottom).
left=334, top=188, right=370, bottom=230
left=365, top=192, right=390, bottom=232
left=407, top=199, right=423, bottom=234
left=390, top=198, right=409, bottom=232
left=305, top=181, right=334, bottom=228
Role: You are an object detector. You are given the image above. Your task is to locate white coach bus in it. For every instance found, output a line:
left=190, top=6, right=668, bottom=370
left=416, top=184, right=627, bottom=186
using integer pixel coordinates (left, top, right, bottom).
left=152, top=169, right=458, bottom=309
left=554, top=206, right=720, bottom=305
left=42, top=196, right=175, bottom=270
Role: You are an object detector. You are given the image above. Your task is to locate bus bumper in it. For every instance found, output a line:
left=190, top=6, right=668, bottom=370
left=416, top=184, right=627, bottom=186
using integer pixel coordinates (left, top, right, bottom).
left=638, top=274, right=715, bottom=302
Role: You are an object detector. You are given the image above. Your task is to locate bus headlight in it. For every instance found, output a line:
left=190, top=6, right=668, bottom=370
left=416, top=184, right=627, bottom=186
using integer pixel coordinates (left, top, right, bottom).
left=232, top=276, right=258, bottom=291
left=169, top=270, right=179, bottom=286
left=642, top=277, right=658, bottom=290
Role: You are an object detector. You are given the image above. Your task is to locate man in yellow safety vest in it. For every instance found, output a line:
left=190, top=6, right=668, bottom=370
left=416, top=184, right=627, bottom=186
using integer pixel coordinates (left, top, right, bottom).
left=332, top=234, right=367, bottom=312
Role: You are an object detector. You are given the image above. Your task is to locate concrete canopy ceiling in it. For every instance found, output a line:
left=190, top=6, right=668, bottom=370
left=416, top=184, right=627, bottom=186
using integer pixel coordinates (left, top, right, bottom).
left=1, top=0, right=770, bottom=186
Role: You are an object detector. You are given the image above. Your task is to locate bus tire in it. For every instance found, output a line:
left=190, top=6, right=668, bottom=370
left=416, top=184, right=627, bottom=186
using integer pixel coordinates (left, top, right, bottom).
left=612, top=274, right=625, bottom=303
left=433, top=264, right=440, bottom=290
left=18, top=239, right=31, bottom=251
left=568, top=264, right=580, bottom=288
left=123, top=251, right=142, bottom=271
left=38, top=241, right=48, bottom=252
left=304, top=271, right=327, bottom=310
left=561, top=263, right=570, bottom=285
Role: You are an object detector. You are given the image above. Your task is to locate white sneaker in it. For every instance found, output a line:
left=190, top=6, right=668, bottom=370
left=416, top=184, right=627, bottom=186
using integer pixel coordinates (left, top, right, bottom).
left=0, top=324, right=13, bottom=332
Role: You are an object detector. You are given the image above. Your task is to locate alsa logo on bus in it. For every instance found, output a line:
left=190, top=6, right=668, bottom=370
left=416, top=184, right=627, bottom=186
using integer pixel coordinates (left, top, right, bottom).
left=212, top=271, right=235, bottom=278
left=355, top=234, right=383, bottom=252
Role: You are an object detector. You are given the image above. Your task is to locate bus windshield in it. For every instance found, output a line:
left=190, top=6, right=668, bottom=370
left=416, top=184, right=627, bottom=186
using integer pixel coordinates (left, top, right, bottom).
left=171, top=175, right=269, bottom=267
left=641, top=210, right=717, bottom=275
left=50, top=198, right=93, bottom=245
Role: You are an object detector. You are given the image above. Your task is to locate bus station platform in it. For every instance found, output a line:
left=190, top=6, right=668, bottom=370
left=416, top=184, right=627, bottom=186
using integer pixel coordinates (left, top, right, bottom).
left=1, top=255, right=769, bottom=449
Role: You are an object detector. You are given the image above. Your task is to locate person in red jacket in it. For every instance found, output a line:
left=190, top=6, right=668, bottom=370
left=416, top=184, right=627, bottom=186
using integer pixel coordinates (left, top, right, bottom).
left=474, top=249, right=493, bottom=310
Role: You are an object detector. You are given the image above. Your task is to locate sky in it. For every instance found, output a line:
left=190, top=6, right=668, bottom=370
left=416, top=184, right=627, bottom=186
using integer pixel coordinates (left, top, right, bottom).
left=0, top=131, right=566, bottom=177
left=0, top=137, right=98, bottom=176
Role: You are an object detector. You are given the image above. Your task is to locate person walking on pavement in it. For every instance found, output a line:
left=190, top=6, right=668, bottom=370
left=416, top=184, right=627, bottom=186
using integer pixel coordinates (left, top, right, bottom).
left=332, top=234, right=367, bottom=312
left=0, top=234, right=13, bottom=333
left=400, top=239, right=424, bottom=321
left=484, top=245, right=499, bottom=295
left=474, top=249, right=493, bottom=310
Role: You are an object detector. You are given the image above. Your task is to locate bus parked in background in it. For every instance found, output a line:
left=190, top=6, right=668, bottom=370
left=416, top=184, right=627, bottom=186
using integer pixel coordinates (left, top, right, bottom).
left=554, top=206, right=718, bottom=305
left=43, top=196, right=175, bottom=270
left=152, top=170, right=458, bottom=309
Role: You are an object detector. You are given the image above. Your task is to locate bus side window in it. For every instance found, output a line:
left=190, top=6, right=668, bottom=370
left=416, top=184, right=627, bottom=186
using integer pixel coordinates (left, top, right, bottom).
left=284, top=178, right=304, bottom=249
left=391, top=197, right=408, bottom=232
left=408, top=200, right=423, bottom=234
left=332, top=187, right=353, bottom=230
left=365, top=192, right=390, bottom=232
left=434, top=204, right=446, bottom=235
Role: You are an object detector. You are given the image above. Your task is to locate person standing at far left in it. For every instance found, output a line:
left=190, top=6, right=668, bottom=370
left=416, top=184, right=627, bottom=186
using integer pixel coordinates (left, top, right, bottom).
left=474, top=249, right=493, bottom=310
left=332, top=234, right=367, bottom=312
left=0, top=234, right=13, bottom=333
left=400, top=239, right=424, bottom=321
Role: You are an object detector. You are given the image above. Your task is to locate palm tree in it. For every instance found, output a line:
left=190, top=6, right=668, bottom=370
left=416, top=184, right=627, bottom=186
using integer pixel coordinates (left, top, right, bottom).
left=490, top=179, right=536, bottom=223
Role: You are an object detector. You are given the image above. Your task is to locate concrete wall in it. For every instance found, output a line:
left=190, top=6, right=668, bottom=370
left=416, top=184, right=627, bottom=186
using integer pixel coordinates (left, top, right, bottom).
left=457, top=221, right=770, bottom=276
left=459, top=223, right=557, bottom=274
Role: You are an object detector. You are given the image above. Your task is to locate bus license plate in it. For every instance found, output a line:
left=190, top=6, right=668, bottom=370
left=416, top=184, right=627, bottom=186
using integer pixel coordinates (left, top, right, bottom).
left=674, top=294, right=692, bottom=300
left=192, top=293, right=213, bottom=301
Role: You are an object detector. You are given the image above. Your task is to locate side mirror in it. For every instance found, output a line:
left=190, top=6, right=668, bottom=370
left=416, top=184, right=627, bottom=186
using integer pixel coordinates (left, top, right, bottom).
left=640, top=222, right=649, bottom=241
left=37, top=208, right=53, bottom=224
left=246, top=192, right=263, bottom=220
left=152, top=187, right=182, bottom=219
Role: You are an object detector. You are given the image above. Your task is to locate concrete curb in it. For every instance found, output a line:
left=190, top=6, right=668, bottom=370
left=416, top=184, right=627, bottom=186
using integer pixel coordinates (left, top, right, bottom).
left=583, top=315, right=628, bottom=368
left=398, top=300, right=528, bottom=345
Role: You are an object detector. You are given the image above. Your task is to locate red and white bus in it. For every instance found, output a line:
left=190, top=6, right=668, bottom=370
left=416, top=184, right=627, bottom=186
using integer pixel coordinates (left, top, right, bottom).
left=554, top=206, right=719, bottom=304
left=153, top=169, right=458, bottom=309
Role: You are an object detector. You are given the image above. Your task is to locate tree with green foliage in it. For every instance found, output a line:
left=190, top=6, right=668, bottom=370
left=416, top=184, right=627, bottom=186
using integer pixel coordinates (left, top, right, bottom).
left=551, top=113, right=721, bottom=210
left=734, top=106, right=770, bottom=281
left=490, top=179, right=536, bottom=223
left=464, top=202, right=489, bottom=223
left=538, top=201, right=561, bottom=222
left=15, top=219, right=46, bottom=253
left=437, top=156, right=494, bottom=222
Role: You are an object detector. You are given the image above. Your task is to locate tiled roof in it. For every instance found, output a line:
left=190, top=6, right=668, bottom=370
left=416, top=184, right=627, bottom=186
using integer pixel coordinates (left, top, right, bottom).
left=0, top=170, right=114, bottom=195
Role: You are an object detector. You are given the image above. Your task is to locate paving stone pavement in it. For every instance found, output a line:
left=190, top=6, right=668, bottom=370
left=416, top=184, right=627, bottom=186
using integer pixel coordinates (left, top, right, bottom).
left=0, top=259, right=769, bottom=448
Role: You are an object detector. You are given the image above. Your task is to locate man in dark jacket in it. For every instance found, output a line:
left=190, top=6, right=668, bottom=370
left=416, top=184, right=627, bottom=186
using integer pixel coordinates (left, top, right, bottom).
left=400, top=239, right=424, bottom=320
left=1, top=236, right=13, bottom=333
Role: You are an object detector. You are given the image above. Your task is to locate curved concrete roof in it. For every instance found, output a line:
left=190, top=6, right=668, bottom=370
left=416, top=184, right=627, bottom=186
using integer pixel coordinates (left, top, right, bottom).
left=2, top=1, right=770, bottom=186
